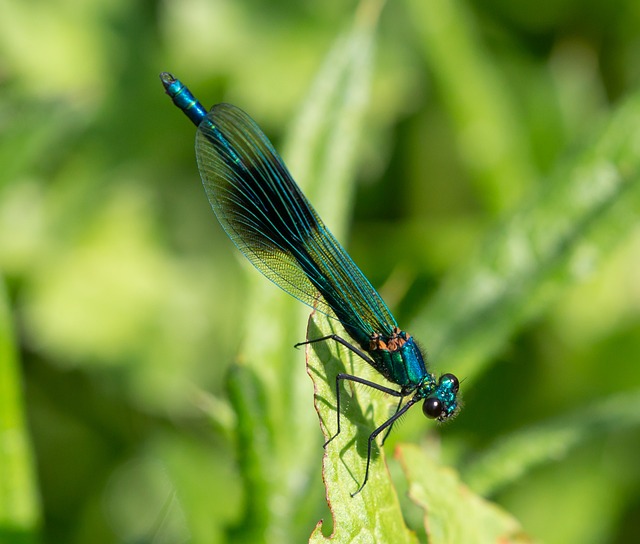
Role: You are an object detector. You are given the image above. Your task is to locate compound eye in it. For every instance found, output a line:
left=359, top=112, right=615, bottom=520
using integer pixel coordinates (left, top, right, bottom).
left=440, top=373, right=459, bottom=394
left=423, top=397, right=443, bottom=419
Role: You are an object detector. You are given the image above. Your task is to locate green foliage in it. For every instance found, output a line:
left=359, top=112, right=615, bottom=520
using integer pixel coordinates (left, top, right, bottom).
left=398, top=444, right=527, bottom=544
left=1, top=0, right=640, bottom=543
left=463, top=389, right=640, bottom=497
left=0, top=281, right=40, bottom=542
left=415, top=91, right=640, bottom=383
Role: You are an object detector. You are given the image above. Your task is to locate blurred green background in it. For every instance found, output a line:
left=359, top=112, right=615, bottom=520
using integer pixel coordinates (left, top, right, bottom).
left=1, top=0, right=640, bottom=542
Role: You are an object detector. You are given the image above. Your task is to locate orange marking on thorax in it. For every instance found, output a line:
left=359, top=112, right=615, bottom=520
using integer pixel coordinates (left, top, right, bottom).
left=369, top=327, right=410, bottom=352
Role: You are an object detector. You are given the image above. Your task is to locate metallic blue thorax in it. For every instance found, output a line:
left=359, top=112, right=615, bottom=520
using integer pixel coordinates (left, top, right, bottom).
left=368, top=331, right=432, bottom=390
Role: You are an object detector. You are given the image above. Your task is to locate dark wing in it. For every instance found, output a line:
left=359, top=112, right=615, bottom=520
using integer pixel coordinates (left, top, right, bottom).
left=195, top=103, right=397, bottom=345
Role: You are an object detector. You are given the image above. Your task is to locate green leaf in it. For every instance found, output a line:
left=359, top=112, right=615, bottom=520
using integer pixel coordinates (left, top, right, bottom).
left=397, top=444, right=530, bottom=544
left=305, top=313, right=417, bottom=544
left=462, top=389, right=640, bottom=496
left=0, top=277, right=41, bottom=543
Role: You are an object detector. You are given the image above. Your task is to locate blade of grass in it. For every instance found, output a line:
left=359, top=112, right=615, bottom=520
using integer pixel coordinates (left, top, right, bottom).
left=406, top=0, right=536, bottom=214
left=413, top=92, right=640, bottom=384
left=283, top=0, right=385, bottom=230
left=0, top=277, right=41, bottom=543
left=462, top=388, right=640, bottom=496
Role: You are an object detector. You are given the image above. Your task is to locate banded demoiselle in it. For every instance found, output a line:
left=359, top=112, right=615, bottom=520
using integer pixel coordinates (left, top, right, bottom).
left=160, top=72, right=460, bottom=495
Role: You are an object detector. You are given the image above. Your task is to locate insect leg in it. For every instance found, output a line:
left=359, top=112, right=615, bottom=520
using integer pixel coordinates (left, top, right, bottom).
left=352, top=397, right=418, bottom=496
left=295, top=334, right=375, bottom=365
left=380, top=396, right=404, bottom=446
